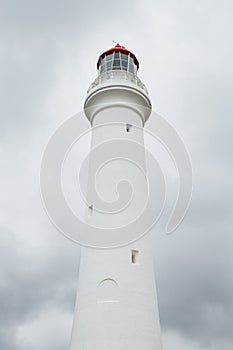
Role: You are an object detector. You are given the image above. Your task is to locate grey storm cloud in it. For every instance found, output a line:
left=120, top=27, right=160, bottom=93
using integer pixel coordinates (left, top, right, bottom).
left=0, top=0, right=233, bottom=349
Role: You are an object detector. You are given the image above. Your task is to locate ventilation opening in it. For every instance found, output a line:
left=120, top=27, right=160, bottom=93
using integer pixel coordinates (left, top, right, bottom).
left=131, top=249, right=139, bottom=264
left=126, top=124, right=132, bottom=133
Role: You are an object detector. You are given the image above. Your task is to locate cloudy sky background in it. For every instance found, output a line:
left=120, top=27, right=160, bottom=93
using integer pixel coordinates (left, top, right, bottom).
left=1, top=0, right=233, bottom=349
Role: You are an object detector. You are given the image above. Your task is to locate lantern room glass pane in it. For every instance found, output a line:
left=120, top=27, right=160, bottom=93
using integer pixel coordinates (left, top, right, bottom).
left=106, top=54, right=113, bottom=61
left=106, top=61, right=112, bottom=69
left=122, top=59, right=128, bottom=67
left=129, top=63, right=134, bottom=73
left=121, top=53, right=128, bottom=61
left=113, top=59, right=120, bottom=66
left=100, top=63, right=106, bottom=73
left=129, top=56, right=134, bottom=64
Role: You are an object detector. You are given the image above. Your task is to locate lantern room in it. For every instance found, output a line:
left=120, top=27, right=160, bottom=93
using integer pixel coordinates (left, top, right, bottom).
left=97, top=44, right=139, bottom=75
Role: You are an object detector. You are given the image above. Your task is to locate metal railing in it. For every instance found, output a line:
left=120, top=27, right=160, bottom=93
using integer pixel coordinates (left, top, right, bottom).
left=87, top=70, right=148, bottom=95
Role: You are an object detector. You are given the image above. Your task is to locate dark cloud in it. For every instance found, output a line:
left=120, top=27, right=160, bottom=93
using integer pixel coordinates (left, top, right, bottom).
left=0, top=226, right=79, bottom=348
left=156, top=224, right=233, bottom=341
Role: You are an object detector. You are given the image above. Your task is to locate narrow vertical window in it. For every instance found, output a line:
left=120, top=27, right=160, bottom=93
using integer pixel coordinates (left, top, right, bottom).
left=88, top=204, right=93, bottom=215
left=126, top=124, right=132, bottom=133
left=131, top=250, right=139, bottom=264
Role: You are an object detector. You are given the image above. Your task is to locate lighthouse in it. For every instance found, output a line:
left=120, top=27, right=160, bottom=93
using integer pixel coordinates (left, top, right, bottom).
left=69, top=44, right=163, bottom=350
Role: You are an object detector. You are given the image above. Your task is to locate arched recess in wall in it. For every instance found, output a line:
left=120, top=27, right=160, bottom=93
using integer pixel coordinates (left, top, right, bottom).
left=97, top=278, right=119, bottom=302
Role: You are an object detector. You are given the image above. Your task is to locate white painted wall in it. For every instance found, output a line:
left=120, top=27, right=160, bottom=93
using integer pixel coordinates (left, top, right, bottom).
left=70, top=72, right=163, bottom=350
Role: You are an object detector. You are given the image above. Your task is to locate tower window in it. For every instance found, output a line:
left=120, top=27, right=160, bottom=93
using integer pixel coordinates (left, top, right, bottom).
left=131, top=250, right=139, bottom=264
left=88, top=204, right=93, bottom=215
left=126, top=124, right=132, bottom=132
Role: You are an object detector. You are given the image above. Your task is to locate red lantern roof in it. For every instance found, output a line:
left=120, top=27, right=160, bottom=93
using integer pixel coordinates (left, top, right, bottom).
left=97, top=44, right=139, bottom=70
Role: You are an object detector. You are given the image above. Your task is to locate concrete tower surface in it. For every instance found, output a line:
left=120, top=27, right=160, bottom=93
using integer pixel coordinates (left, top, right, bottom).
left=70, top=44, right=163, bottom=350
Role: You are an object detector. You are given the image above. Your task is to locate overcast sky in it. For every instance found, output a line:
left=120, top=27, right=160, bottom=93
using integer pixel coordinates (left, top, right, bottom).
left=0, top=0, right=233, bottom=349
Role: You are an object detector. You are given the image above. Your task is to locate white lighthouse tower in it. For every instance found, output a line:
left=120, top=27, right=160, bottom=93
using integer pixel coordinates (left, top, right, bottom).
left=70, top=44, right=163, bottom=350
